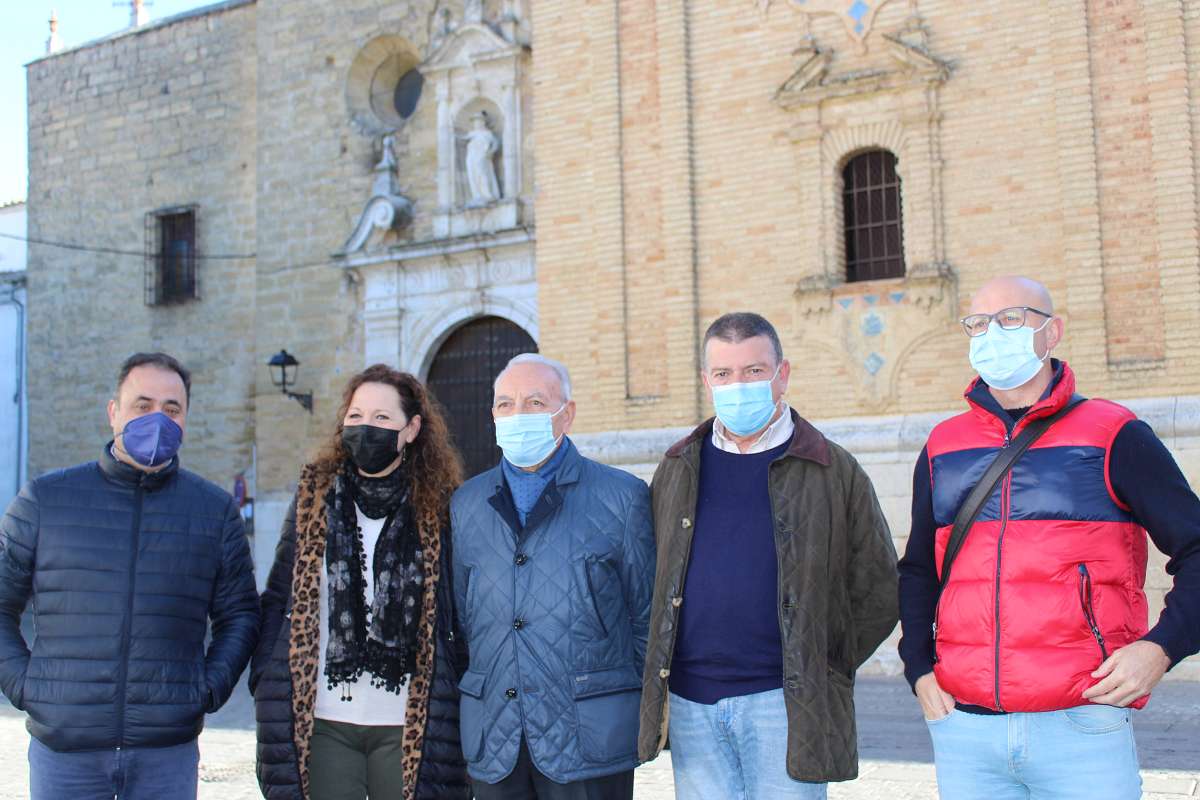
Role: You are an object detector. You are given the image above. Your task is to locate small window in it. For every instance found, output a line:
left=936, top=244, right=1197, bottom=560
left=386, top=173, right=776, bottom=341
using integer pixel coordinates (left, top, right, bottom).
left=393, top=69, right=424, bottom=120
left=145, top=207, right=197, bottom=305
left=843, top=150, right=905, bottom=282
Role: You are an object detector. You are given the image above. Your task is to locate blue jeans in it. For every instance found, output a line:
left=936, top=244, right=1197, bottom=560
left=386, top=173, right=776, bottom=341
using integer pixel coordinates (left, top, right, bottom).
left=28, top=736, right=199, bottom=800
left=926, top=705, right=1141, bottom=800
left=668, top=689, right=827, bottom=800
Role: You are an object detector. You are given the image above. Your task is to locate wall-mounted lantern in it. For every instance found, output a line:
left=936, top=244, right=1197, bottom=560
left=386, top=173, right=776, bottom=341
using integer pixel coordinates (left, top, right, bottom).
left=267, top=349, right=314, bottom=413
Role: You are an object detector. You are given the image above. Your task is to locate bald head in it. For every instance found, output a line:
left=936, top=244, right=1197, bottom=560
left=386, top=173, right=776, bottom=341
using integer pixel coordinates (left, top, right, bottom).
left=970, top=276, right=1054, bottom=317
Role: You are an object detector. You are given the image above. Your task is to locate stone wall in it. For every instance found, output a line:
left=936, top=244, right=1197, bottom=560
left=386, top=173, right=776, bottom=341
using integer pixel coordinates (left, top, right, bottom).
left=24, top=0, right=258, bottom=487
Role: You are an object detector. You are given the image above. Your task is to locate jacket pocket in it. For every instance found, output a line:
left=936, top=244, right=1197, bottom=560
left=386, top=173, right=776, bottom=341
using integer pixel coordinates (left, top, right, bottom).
left=12, top=659, right=30, bottom=711
left=574, top=665, right=640, bottom=764
left=583, top=561, right=610, bottom=638
left=463, top=566, right=478, bottom=638
left=1076, top=564, right=1109, bottom=661
left=457, top=669, right=488, bottom=763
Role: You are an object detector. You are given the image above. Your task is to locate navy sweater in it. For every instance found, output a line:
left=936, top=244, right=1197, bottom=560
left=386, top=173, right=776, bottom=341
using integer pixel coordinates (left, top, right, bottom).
left=898, top=378, right=1200, bottom=702
left=670, top=437, right=789, bottom=704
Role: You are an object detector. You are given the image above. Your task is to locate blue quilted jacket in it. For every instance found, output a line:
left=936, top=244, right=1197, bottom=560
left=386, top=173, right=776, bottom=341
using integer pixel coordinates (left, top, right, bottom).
left=450, top=439, right=655, bottom=784
left=0, top=446, right=259, bottom=752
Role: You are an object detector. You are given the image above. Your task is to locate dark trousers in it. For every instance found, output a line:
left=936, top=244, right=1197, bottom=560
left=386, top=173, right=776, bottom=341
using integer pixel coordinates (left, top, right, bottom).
left=471, top=739, right=634, bottom=800
left=309, top=718, right=406, bottom=800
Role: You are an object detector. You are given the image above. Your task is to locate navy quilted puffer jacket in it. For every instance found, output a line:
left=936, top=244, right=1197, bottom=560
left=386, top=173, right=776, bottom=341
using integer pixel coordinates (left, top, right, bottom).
left=0, top=446, right=260, bottom=751
left=450, top=439, right=655, bottom=784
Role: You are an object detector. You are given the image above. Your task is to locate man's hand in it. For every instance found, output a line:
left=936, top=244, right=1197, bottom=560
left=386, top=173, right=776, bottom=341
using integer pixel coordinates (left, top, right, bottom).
left=915, top=672, right=956, bottom=720
left=1082, top=640, right=1171, bottom=707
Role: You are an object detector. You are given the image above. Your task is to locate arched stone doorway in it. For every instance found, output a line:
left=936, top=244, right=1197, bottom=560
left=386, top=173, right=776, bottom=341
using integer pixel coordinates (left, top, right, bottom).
left=426, top=316, right=537, bottom=477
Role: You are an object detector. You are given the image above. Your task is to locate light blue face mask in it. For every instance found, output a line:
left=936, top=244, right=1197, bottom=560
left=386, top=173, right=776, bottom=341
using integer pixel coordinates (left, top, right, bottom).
left=710, top=366, right=781, bottom=437
left=494, top=404, right=566, bottom=469
left=969, top=319, right=1051, bottom=391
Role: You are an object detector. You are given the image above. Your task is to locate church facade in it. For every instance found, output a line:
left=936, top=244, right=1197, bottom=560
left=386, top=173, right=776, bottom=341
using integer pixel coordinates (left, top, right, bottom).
left=24, top=0, right=1200, bottom=674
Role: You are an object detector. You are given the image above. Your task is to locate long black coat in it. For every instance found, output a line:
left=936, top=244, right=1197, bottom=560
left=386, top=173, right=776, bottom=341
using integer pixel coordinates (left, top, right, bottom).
left=0, top=447, right=260, bottom=751
left=250, top=465, right=469, bottom=800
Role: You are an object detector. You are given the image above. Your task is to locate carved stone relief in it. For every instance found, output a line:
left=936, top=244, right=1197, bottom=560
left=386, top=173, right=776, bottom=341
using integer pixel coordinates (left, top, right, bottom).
left=422, top=2, right=528, bottom=238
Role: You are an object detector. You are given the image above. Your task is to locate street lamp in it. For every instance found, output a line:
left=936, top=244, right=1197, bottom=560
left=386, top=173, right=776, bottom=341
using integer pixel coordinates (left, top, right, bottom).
left=268, top=349, right=314, bottom=413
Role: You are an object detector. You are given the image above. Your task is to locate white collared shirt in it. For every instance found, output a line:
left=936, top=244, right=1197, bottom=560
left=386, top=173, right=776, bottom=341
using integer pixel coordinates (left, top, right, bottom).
left=711, top=403, right=795, bottom=454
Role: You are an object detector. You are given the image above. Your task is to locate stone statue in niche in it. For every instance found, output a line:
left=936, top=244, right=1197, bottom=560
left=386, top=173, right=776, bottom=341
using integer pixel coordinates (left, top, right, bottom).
left=342, top=131, right=413, bottom=253
left=462, top=112, right=501, bottom=207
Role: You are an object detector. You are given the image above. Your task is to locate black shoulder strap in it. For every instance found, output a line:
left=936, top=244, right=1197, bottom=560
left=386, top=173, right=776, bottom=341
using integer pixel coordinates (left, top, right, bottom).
left=939, top=396, right=1086, bottom=588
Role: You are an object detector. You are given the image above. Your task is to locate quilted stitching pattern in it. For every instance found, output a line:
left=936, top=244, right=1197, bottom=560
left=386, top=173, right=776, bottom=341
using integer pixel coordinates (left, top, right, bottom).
left=0, top=454, right=259, bottom=752
left=451, top=440, right=655, bottom=784
left=637, top=415, right=898, bottom=783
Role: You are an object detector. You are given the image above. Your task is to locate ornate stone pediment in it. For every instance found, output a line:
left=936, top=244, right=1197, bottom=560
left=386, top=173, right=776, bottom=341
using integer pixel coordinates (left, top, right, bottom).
left=423, top=22, right=522, bottom=74
left=774, top=31, right=949, bottom=109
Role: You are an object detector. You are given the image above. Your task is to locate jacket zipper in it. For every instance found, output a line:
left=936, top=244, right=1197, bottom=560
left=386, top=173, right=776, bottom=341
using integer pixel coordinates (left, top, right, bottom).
left=932, top=601, right=942, bottom=663
left=1077, top=564, right=1109, bottom=661
left=115, top=481, right=144, bottom=749
left=991, top=431, right=1012, bottom=713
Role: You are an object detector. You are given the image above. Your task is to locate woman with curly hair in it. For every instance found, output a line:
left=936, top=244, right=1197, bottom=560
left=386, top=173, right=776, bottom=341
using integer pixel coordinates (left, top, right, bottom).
left=250, top=365, right=469, bottom=800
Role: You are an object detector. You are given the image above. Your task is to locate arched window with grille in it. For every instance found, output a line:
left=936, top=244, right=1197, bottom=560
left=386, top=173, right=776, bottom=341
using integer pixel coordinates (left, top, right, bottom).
left=842, top=150, right=905, bottom=282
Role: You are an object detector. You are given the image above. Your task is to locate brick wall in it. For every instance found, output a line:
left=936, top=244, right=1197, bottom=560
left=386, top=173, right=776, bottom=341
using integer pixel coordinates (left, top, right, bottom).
left=534, top=0, right=1200, bottom=432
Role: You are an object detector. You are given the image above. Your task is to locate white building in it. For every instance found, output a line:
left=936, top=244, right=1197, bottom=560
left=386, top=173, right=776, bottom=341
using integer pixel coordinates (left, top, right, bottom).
left=0, top=200, right=28, bottom=508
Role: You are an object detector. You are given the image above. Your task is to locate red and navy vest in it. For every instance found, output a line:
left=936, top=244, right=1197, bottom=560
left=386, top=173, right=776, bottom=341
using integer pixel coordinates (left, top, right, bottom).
left=927, top=364, right=1149, bottom=712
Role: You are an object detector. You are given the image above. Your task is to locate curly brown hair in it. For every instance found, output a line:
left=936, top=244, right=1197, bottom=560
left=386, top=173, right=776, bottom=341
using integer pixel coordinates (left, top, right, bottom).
left=310, top=364, right=464, bottom=535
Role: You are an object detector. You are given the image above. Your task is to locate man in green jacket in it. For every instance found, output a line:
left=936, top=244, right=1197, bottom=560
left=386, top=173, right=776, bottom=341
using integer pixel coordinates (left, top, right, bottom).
left=637, top=312, right=899, bottom=799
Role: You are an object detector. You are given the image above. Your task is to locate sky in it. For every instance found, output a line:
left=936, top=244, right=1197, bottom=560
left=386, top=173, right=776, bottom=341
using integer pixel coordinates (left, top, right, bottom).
left=0, top=0, right=214, bottom=204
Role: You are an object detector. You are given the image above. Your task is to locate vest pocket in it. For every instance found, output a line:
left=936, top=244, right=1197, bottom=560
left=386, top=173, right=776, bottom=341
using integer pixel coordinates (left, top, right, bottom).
left=1076, top=564, right=1109, bottom=661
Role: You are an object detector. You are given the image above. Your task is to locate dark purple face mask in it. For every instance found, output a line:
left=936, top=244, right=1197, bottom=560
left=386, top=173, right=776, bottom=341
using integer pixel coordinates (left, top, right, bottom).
left=120, top=412, right=184, bottom=467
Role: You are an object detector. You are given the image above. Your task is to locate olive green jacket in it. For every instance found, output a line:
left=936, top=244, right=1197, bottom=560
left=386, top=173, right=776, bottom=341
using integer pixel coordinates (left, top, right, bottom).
left=636, top=410, right=899, bottom=782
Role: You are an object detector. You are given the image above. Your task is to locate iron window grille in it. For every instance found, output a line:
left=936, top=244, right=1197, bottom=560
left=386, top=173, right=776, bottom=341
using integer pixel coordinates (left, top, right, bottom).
left=842, top=150, right=906, bottom=283
left=145, top=206, right=198, bottom=305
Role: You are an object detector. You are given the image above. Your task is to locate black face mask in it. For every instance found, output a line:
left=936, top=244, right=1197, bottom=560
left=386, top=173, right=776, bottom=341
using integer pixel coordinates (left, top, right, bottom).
left=342, top=424, right=405, bottom=474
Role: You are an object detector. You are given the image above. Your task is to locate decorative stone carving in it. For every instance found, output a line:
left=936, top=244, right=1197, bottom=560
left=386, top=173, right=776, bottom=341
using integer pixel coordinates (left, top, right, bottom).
left=904, top=261, right=957, bottom=311
left=341, top=133, right=414, bottom=254
left=794, top=273, right=834, bottom=317
left=774, top=26, right=949, bottom=110
left=422, top=4, right=528, bottom=238
left=771, top=9, right=957, bottom=412
left=462, top=112, right=501, bottom=206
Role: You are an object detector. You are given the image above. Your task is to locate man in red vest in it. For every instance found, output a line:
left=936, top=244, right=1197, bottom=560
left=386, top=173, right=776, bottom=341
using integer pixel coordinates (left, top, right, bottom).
left=898, top=276, right=1200, bottom=799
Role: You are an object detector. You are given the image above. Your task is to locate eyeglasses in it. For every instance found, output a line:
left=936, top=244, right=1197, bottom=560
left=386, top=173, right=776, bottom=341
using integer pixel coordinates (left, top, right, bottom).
left=960, top=306, right=1052, bottom=337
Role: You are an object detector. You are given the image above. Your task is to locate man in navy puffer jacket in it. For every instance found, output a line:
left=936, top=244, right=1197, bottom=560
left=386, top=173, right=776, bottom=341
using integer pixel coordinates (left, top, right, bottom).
left=0, top=352, right=260, bottom=800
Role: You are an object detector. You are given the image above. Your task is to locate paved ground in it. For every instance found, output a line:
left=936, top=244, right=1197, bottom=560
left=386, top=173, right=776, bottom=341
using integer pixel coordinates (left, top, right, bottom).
left=1, top=676, right=1197, bottom=798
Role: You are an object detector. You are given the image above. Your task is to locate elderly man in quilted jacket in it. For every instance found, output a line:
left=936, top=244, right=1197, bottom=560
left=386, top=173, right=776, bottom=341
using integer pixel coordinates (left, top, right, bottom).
left=451, top=353, right=655, bottom=800
left=0, top=352, right=259, bottom=800
left=637, top=312, right=900, bottom=800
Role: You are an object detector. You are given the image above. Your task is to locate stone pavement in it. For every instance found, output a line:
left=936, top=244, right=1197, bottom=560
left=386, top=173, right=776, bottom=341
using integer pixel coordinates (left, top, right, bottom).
left=0, top=676, right=1197, bottom=799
